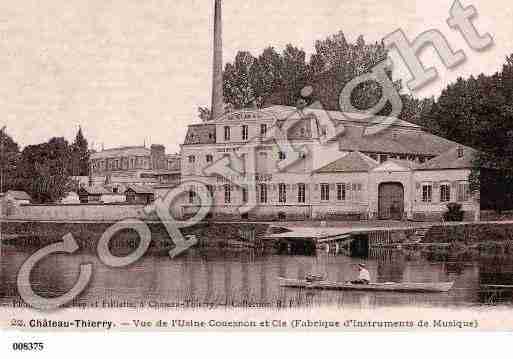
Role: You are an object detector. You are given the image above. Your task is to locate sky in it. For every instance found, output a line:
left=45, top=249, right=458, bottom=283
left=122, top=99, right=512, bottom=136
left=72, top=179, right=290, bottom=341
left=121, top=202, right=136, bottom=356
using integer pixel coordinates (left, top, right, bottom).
left=0, top=0, right=511, bottom=153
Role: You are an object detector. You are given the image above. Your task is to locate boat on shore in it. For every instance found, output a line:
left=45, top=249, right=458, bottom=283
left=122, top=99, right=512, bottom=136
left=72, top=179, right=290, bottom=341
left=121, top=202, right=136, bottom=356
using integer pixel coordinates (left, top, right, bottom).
left=278, top=277, right=454, bottom=293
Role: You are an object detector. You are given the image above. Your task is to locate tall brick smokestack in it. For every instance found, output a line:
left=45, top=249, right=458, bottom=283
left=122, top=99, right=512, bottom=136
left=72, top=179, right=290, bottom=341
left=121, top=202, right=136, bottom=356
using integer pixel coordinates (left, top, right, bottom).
left=211, top=0, right=224, bottom=121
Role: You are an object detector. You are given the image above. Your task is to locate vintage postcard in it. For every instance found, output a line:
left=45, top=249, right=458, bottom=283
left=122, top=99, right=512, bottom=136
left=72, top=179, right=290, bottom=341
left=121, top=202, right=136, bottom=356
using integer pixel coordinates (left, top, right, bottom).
left=1, top=0, right=513, bottom=352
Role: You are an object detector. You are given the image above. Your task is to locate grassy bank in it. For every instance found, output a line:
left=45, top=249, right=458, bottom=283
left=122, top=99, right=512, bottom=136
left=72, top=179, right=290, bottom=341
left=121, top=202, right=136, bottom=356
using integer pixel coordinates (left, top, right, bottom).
left=0, top=220, right=270, bottom=254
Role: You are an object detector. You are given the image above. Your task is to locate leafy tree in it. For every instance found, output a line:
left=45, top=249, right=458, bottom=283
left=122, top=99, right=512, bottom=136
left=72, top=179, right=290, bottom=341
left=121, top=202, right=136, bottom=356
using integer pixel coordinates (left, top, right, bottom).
left=306, top=33, right=396, bottom=111
left=17, top=137, right=75, bottom=203
left=223, top=51, right=257, bottom=109
left=70, top=126, right=89, bottom=176
left=250, top=47, right=284, bottom=107
left=399, top=95, right=435, bottom=127
left=419, top=54, right=513, bottom=212
left=199, top=30, right=397, bottom=117
left=0, top=129, right=20, bottom=192
left=198, top=107, right=211, bottom=122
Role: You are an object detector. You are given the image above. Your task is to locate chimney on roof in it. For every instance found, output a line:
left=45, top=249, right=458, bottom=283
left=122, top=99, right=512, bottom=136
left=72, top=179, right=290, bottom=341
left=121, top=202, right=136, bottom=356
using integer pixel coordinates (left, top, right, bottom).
left=211, top=0, right=224, bottom=121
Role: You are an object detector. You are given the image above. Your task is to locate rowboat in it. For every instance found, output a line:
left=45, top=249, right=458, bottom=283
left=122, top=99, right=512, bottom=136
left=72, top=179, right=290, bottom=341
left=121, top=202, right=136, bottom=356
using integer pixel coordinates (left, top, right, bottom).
left=278, top=277, right=454, bottom=293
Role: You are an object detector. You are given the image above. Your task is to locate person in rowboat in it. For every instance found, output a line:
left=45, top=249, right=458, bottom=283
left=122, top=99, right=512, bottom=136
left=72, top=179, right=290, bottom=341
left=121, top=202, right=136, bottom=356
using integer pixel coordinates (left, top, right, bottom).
left=350, top=263, right=371, bottom=285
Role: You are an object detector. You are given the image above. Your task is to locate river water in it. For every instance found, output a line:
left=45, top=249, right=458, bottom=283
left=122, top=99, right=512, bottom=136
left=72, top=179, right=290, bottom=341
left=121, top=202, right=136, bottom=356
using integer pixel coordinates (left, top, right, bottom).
left=1, top=246, right=513, bottom=309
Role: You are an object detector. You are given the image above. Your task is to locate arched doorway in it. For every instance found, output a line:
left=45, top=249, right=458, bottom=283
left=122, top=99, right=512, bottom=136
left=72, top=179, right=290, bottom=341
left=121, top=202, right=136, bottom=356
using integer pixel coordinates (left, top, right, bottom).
left=378, top=182, right=404, bottom=220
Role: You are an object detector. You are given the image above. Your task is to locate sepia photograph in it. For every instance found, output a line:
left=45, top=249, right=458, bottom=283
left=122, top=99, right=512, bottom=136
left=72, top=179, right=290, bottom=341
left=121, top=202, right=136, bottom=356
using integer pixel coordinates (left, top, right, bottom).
left=1, top=0, right=513, bottom=355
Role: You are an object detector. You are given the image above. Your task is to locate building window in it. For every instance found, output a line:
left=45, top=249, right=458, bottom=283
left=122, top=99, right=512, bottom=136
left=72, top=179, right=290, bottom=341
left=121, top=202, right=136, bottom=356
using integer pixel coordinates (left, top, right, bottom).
left=279, top=183, right=287, bottom=203
left=259, top=183, right=268, bottom=204
left=188, top=155, right=196, bottom=164
left=457, top=182, right=470, bottom=202
left=422, top=184, right=433, bottom=203
left=440, top=184, right=451, bottom=202
left=298, top=183, right=306, bottom=203
left=278, top=151, right=287, bottom=160
left=189, top=186, right=196, bottom=204
left=321, top=183, right=330, bottom=201
left=354, top=183, right=363, bottom=202
left=242, top=187, right=248, bottom=203
left=337, top=183, right=346, bottom=201
left=206, top=185, right=215, bottom=199
left=242, top=125, right=249, bottom=141
left=224, top=126, right=231, bottom=141
left=260, top=124, right=267, bottom=136
left=206, top=154, right=213, bottom=163
left=380, top=154, right=388, bottom=163
left=224, top=185, right=231, bottom=204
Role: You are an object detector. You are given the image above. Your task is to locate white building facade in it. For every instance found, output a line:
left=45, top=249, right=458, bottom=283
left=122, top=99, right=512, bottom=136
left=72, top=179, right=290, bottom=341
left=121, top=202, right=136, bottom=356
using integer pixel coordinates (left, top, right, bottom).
left=180, top=106, right=480, bottom=222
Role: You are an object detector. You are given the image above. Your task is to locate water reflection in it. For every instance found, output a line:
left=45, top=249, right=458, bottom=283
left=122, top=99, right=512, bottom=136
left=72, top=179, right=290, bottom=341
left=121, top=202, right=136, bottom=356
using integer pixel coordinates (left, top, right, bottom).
left=3, top=245, right=513, bottom=309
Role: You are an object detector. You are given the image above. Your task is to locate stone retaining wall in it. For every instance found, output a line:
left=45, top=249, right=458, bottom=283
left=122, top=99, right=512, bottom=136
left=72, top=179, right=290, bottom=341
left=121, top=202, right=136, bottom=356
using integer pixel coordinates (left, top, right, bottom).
left=424, top=222, right=513, bottom=243
left=1, top=220, right=269, bottom=253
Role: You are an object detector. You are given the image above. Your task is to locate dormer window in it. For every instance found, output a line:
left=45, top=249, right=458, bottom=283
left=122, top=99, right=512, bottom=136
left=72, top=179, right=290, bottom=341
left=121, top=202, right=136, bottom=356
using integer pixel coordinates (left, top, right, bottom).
left=457, top=147, right=464, bottom=158
left=242, top=125, right=249, bottom=141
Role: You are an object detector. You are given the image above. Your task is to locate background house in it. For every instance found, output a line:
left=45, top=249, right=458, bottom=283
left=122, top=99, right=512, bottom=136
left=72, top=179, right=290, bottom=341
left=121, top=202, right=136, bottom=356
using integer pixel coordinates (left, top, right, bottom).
left=124, top=185, right=155, bottom=204
left=78, top=185, right=125, bottom=204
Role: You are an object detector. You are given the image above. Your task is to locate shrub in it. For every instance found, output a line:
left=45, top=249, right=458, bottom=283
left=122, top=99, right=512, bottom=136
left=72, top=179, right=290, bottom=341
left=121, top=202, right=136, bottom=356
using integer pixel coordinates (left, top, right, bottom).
left=443, top=203, right=464, bottom=222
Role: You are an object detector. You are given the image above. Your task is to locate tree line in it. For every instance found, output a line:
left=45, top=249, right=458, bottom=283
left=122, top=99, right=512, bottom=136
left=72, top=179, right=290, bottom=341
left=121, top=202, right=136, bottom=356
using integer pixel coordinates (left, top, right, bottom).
left=0, top=127, right=90, bottom=203
left=201, top=29, right=513, bottom=212
left=402, top=55, right=513, bottom=212
left=199, top=31, right=399, bottom=119
left=3, top=29, right=512, bottom=210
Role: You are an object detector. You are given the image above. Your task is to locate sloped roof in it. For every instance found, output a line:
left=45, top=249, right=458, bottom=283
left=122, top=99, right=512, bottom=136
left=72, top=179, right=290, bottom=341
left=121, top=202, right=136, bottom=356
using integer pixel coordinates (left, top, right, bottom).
left=418, top=146, right=477, bottom=170
left=6, top=190, right=31, bottom=200
left=125, top=185, right=155, bottom=194
left=90, top=146, right=150, bottom=160
left=388, top=159, right=419, bottom=170
left=184, top=124, right=216, bottom=145
left=266, top=105, right=421, bottom=129
left=336, top=124, right=459, bottom=156
left=373, top=159, right=419, bottom=171
left=80, top=185, right=112, bottom=195
left=315, top=151, right=379, bottom=173
left=181, top=105, right=465, bottom=157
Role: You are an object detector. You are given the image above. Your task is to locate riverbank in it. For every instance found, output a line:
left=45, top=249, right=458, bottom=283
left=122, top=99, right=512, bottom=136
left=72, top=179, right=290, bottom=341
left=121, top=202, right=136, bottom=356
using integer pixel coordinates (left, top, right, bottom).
left=0, top=220, right=270, bottom=253
left=2, top=218, right=513, bottom=254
